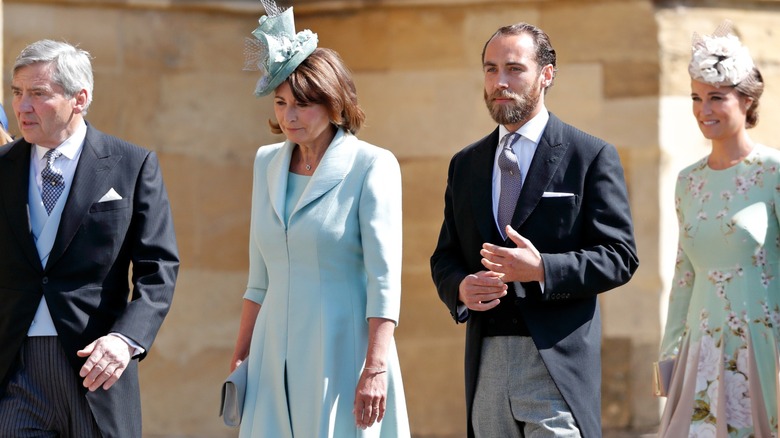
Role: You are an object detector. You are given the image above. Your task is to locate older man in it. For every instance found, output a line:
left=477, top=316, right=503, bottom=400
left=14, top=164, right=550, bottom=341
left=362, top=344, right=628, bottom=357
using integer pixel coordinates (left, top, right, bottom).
left=0, top=40, right=179, bottom=437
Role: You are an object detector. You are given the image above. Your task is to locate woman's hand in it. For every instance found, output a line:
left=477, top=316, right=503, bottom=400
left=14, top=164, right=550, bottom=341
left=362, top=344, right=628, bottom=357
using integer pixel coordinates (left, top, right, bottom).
left=353, top=367, right=387, bottom=429
left=231, top=300, right=261, bottom=372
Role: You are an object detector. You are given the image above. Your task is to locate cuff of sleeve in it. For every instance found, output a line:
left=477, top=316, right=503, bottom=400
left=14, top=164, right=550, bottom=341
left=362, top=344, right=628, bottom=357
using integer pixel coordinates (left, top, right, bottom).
left=109, top=332, right=145, bottom=358
left=243, top=288, right=266, bottom=304
left=455, top=303, right=469, bottom=323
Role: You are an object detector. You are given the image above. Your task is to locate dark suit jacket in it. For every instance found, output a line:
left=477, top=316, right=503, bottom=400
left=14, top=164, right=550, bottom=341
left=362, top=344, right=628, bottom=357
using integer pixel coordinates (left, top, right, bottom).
left=430, top=113, right=638, bottom=438
left=0, top=124, right=179, bottom=438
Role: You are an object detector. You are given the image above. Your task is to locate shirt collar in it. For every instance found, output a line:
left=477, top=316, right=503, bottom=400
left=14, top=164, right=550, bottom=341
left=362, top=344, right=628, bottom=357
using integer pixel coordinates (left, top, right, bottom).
left=498, top=106, right=549, bottom=144
left=34, top=120, right=87, bottom=161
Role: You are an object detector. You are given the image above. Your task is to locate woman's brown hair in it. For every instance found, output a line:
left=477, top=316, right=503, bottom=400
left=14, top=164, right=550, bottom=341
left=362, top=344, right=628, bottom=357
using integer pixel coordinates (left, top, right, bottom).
left=735, top=67, right=764, bottom=129
left=269, top=48, right=366, bottom=135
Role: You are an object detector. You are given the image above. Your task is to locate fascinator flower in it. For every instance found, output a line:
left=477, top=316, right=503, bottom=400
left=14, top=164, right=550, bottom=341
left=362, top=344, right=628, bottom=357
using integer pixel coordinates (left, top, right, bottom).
left=688, top=22, right=754, bottom=87
left=244, top=4, right=318, bottom=97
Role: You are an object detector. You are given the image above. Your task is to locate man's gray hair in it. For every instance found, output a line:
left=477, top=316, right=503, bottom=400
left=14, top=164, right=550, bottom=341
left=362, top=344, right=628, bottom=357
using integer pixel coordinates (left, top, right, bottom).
left=13, top=40, right=94, bottom=114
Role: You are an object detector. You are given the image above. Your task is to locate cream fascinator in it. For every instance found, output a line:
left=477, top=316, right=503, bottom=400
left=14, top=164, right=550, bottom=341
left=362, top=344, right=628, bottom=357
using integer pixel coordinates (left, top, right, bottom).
left=244, top=0, right=318, bottom=97
left=688, top=21, right=754, bottom=87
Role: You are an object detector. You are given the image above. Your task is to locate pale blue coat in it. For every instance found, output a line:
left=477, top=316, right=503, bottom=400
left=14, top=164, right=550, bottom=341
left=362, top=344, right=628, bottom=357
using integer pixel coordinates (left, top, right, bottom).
left=239, top=129, right=411, bottom=438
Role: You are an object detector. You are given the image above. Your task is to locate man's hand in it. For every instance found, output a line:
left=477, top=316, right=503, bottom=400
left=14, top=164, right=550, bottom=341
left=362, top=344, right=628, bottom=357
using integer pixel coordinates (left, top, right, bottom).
left=480, top=226, right=545, bottom=283
left=458, top=270, right=508, bottom=311
left=77, top=335, right=132, bottom=392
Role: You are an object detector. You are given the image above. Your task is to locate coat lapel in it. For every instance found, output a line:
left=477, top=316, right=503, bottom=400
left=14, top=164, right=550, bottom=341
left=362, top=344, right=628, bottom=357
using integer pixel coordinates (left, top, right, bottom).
left=47, top=127, right=122, bottom=270
left=265, top=129, right=355, bottom=226
left=470, top=128, right=502, bottom=243
left=511, top=113, right=569, bottom=230
left=266, top=142, right=293, bottom=225
left=0, top=140, right=43, bottom=270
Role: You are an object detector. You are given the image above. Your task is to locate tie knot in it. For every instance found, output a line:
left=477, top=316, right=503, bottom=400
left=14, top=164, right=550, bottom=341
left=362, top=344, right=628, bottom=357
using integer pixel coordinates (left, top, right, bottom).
left=498, top=133, right=520, bottom=172
left=44, top=149, right=62, bottom=163
left=502, top=133, right=520, bottom=150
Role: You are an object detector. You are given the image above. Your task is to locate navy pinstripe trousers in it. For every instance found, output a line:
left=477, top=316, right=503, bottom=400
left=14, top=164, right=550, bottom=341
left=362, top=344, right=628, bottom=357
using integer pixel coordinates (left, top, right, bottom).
left=0, top=336, right=102, bottom=437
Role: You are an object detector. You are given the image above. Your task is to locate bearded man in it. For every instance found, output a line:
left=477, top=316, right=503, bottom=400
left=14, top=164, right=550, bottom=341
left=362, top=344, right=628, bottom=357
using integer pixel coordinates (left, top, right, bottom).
left=430, top=23, right=639, bottom=438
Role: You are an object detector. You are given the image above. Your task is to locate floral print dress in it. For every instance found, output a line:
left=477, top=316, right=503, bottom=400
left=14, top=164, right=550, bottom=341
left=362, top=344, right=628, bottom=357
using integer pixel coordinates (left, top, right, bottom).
left=659, top=144, right=780, bottom=438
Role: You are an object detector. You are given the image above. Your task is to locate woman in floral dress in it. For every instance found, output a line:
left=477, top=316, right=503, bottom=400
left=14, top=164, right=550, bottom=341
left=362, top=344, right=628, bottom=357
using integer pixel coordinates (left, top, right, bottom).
left=659, top=22, right=780, bottom=437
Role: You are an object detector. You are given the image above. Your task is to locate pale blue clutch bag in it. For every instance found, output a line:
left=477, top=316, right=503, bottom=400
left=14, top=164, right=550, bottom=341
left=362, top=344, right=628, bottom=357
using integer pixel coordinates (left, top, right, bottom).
left=220, top=360, right=248, bottom=427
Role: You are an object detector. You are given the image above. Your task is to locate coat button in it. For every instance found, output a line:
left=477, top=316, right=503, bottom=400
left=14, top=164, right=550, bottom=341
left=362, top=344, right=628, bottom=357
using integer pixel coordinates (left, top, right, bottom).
left=42, top=277, right=48, bottom=285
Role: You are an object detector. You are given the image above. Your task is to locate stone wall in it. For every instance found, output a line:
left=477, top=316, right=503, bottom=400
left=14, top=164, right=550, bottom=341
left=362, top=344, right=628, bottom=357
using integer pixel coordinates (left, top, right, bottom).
left=3, top=0, right=780, bottom=436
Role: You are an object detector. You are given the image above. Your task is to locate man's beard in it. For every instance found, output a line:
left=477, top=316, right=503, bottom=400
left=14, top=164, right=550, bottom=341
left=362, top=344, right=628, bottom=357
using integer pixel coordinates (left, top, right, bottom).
left=484, top=85, right=541, bottom=127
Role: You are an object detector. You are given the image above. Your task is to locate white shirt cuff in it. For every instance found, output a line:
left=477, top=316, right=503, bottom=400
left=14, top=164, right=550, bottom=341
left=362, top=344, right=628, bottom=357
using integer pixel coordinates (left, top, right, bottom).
left=109, top=332, right=145, bottom=357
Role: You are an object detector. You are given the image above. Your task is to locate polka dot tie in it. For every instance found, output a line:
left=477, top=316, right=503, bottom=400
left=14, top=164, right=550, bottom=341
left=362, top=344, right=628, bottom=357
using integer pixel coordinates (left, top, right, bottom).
left=41, top=149, right=64, bottom=215
left=497, top=133, right=522, bottom=239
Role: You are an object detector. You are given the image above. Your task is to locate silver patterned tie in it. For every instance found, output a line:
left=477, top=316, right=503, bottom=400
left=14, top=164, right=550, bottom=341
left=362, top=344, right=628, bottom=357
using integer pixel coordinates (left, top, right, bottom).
left=497, top=133, right=522, bottom=239
left=41, top=149, right=64, bottom=215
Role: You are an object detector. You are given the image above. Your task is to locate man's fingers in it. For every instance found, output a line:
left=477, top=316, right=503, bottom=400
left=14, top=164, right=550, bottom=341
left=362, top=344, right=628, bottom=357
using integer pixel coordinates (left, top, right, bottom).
left=76, top=340, right=96, bottom=358
left=85, top=361, right=126, bottom=392
left=481, top=257, right=503, bottom=272
left=79, top=336, right=132, bottom=391
left=506, top=226, right=530, bottom=247
left=79, top=353, right=102, bottom=378
left=467, top=298, right=502, bottom=311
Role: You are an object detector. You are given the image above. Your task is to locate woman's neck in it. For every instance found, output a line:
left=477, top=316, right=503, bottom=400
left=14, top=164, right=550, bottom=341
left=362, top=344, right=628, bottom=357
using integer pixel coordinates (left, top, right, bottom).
left=291, top=126, right=337, bottom=175
left=708, top=132, right=754, bottom=170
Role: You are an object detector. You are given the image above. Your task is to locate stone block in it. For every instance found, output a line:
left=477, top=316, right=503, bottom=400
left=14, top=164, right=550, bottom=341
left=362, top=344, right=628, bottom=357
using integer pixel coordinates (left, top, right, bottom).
left=601, top=97, right=659, bottom=150
left=305, top=8, right=471, bottom=72
left=543, top=1, right=658, bottom=64
left=140, top=269, right=247, bottom=437
left=604, top=61, right=659, bottom=99
left=355, top=70, right=495, bottom=159
left=157, top=153, right=252, bottom=272
left=601, top=337, right=632, bottom=429
left=396, top=338, right=467, bottom=437
left=121, top=9, right=249, bottom=73
left=545, top=63, right=603, bottom=131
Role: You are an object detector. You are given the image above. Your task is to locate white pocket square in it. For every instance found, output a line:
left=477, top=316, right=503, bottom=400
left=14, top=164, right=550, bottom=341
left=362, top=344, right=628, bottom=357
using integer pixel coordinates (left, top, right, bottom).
left=98, top=188, right=122, bottom=203
left=542, top=191, right=575, bottom=198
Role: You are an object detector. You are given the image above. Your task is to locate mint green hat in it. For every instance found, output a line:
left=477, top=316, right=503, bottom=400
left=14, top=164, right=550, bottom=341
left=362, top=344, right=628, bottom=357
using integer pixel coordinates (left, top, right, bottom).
left=244, top=2, right=318, bottom=97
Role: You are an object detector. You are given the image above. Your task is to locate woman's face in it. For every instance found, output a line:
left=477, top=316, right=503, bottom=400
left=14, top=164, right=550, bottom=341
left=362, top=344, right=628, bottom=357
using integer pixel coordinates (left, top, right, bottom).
left=690, top=79, right=752, bottom=142
left=273, top=81, right=332, bottom=148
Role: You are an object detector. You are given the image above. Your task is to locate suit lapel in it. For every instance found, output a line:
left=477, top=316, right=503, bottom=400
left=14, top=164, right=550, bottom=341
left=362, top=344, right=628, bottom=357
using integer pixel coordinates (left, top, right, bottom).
left=470, top=128, right=501, bottom=243
left=47, top=127, right=122, bottom=270
left=0, top=140, right=44, bottom=270
left=511, top=113, right=569, bottom=230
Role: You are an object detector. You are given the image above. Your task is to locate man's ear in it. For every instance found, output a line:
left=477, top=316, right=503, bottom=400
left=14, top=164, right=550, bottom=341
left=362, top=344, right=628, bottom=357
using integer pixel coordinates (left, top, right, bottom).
left=73, top=89, right=89, bottom=114
left=540, top=64, right=554, bottom=88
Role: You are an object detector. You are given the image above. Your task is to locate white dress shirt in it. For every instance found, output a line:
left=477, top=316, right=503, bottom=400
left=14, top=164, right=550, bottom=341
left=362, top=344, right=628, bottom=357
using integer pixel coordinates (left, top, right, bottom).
left=490, top=107, right=550, bottom=296
left=491, top=107, right=549, bottom=223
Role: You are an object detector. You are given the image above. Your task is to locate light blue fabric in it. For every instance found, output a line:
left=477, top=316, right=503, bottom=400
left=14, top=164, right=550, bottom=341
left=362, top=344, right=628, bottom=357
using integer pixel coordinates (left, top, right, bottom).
left=28, top=157, right=72, bottom=267
left=240, top=129, right=410, bottom=437
left=283, top=173, right=309, bottom=224
left=248, top=7, right=318, bottom=97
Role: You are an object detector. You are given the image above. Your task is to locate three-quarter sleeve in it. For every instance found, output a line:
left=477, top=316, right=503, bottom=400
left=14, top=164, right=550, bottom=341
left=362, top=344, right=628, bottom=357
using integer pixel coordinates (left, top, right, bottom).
left=358, top=149, right=403, bottom=324
left=244, top=149, right=270, bottom=305
left=660, top=176, right=695, bottom=359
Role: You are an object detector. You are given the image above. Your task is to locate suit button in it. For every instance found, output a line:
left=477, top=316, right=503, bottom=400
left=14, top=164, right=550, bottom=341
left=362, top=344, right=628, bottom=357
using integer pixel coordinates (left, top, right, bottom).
left=512, top=318, right=518, bottom=324
left=42, top=277, right=48, bottom=285
left=488, top=318, right=495, bottom=324
left=514, top=299, right=521, bottom=306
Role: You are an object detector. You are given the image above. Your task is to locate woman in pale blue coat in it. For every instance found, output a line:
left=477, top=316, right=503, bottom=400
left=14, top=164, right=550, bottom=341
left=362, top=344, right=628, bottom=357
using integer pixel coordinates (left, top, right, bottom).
left=230, top=6, right=410, bottom=437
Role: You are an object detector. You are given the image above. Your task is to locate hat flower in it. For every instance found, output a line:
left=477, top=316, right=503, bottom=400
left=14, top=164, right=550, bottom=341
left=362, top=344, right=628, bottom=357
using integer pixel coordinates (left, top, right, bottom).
left=689, top=30, right=754, bottom=87
left=244, top=6, right=318, bottom=97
